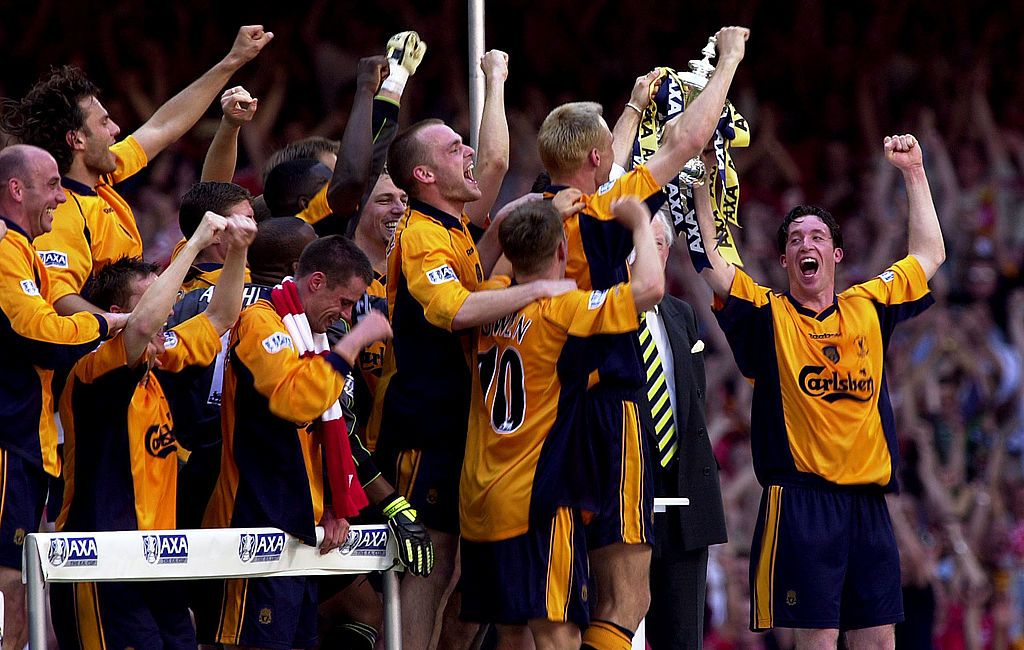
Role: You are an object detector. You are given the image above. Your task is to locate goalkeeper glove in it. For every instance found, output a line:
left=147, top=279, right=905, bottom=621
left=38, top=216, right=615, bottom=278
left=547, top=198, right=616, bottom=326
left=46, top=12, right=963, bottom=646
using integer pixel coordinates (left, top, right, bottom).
left=382, top=31, right=427, bottom=96
left=381, top=493, right=433, bottom=576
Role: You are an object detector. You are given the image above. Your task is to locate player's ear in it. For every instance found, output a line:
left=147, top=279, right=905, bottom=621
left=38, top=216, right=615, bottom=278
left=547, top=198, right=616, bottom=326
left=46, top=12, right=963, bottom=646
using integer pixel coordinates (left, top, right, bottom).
left=307, top=271, right=327, bottom=292
left=412, top=164, right=433, bottom=185
left=834, top=247, right=844, bottom=264
left=588, top=148, right=601, bottom=168
left=66, top=129, right=85, bottom=151
left=779, top=253, right=788, bottom=269
left=557, top=238, right=568, bottom=263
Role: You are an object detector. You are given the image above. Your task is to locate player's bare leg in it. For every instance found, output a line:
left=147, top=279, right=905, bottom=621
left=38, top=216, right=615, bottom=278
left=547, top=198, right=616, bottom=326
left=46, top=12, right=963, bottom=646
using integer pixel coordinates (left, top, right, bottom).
left=845, top=624, right=895, bottom=650
left=793, top=628, right=840, bottom=650
left=589, top=542, right=652, bottom=631
left=528, top=619, right=578, bottom=650
left=400, top=527, right=457, bottom=650
left=0, top=566, right=27, bottom=650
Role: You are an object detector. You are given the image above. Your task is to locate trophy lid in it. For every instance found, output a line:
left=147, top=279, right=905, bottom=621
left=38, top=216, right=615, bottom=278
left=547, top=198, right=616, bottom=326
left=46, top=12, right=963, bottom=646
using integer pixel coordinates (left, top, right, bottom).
left=678, top=36, right=717, bottom=90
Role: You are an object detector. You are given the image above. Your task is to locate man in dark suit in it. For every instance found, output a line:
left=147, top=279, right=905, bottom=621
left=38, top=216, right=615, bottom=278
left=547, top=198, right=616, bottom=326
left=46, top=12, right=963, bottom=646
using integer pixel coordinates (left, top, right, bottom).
left=640, top=210, right=728, bottom=650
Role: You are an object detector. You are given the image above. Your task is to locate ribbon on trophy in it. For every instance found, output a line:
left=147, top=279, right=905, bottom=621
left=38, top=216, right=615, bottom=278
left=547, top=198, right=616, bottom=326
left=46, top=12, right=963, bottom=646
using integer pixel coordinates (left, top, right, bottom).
left=630, top=67, right=749, bottom=270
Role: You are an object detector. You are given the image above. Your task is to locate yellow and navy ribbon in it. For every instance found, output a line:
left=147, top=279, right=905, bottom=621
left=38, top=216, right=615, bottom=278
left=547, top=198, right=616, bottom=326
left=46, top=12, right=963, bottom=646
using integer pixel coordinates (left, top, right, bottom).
left=631, top=67, right=749, bottom=270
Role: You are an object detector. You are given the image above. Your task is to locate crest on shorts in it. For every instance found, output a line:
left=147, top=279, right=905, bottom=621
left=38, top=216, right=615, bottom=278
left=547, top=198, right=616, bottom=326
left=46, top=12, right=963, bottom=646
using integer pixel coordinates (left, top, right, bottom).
left=259, top=607, right=273, bottom=624
left=786, top=590, right=797, bottom=606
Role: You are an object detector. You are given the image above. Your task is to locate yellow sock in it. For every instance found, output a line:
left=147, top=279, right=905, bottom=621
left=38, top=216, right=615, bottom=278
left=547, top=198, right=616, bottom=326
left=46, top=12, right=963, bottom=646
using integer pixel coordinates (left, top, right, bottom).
left=581, top=619, right=632, bottom=650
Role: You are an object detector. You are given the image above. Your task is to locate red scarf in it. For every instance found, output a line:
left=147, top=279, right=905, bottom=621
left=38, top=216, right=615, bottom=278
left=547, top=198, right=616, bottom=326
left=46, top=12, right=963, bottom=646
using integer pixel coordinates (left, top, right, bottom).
left=270, top=278, right=369, bottom=518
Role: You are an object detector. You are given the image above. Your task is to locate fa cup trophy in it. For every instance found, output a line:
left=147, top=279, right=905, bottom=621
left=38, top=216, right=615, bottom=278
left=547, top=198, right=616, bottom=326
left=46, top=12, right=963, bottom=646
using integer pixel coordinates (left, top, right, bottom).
left=676, top=36, right=718, bottom=187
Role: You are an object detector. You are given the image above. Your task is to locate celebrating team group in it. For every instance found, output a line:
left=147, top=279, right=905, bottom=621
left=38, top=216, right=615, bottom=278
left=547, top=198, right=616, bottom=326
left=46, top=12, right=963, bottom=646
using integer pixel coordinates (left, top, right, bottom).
left=0, top=17, right=946, bottom=650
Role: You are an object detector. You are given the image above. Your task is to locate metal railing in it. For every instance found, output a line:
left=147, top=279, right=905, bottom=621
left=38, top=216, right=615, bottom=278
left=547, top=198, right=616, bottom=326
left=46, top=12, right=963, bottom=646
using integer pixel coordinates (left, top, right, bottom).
left=23, top=524, right=401, bottom=649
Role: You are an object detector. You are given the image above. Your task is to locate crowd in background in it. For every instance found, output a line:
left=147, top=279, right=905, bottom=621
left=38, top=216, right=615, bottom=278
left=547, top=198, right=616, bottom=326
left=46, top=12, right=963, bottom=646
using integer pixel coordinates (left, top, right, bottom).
left=3, top=1, right=1023, bottom=647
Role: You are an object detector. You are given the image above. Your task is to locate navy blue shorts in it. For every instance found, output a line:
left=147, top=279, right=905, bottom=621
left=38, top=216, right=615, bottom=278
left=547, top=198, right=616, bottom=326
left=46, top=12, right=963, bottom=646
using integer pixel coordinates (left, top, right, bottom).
left=51, top=581, right=195, bottom=649
left=749, top=484, right=904, bottom=631
left=195, top=576, right=318, bottom=649
left=583, top=397, right=654, bottom=550
left=0, top=447, right=48, bottom=569
left=388, top=446, right=462, bottom=535
left=461, top=507, right=590, bottom=627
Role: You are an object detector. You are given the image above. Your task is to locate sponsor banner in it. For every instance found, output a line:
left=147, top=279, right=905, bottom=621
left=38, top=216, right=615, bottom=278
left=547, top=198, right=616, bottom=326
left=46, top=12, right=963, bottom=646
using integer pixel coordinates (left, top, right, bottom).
left=25, top=525, right=395, bottom=583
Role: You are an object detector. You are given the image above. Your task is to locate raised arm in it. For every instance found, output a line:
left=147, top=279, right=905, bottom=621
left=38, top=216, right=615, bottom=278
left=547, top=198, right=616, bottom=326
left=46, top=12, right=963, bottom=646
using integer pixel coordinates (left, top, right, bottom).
left=645, top=26, right=749, bottom=187
left=612, top=70, right=661, bottom=168
left=131, top=25, right=273, bottom=160
left=611, top=197, right=664, bottom=311
left=884, top=134, right=946, bottom=280
left=465, top=50, right=511, bottom=227
left=204, top=215, right=257, bottom=333
left=122, top=212, right=226, bottom=362
left=201, top=86, right=258, bottom=182
left=326, top=56, right=389, bottom=218
left=693, top=167, right=736, bottom=299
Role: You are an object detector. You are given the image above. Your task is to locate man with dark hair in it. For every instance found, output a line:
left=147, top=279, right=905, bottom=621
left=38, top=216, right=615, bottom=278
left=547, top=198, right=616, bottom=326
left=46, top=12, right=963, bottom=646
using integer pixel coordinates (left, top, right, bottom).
left=534, top=27, right=748, bottom=650
left=3, top=25, right=272, bottom=316
left=264, top=136, right=341, bottom=181
left=0, top=144, right=126, bottom=648
left=775, top=204, right=844, bottom=254
left=263, top=159, right=333, bottom=219
left=694, top=135, right=945, bottom=649
left=198, top=234, right=432, bottom=650
left=460, top=197, right=664, bottom=649
left=368, top=115, right=576, bottom=649
left=51, top=211, right=254, bottom=649
left=177, top=181, right=255, bottom=295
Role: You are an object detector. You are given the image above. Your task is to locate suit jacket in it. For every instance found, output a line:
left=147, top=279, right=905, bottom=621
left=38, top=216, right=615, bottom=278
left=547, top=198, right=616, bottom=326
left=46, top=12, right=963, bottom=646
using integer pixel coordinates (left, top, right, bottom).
left=641, top=294, right=728, bottom=552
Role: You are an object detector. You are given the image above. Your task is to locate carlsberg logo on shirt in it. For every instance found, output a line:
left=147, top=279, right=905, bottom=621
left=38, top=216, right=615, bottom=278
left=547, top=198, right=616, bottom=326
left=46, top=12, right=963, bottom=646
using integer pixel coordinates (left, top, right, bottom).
left=798, top=366, right=875, bottom=403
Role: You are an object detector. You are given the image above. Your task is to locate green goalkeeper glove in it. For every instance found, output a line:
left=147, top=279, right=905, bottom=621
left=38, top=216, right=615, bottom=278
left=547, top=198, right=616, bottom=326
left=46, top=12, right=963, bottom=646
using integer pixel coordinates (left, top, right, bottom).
left=381, top=493, right=433, bottom=576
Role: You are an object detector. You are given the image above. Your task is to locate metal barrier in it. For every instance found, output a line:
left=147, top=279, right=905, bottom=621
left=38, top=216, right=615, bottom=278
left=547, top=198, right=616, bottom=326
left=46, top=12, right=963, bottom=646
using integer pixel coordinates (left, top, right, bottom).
left=23, top=524, right=401, bottom=649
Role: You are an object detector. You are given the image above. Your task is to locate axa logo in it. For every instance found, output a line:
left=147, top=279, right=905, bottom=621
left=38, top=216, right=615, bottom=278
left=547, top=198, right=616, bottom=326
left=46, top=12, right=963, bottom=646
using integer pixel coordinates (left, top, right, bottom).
left=238, top=532, right=285, bottom=563
left=338, top=528, right=389, bottom=557
left=48, top=537, right=98, bottom=567
left=798, top=366, right=875, bottom=403
left=142, top=534, right=188, bottom=564
left=37, top=250, right=69, bottom=268
left=146, top=423, right=177, bottom=458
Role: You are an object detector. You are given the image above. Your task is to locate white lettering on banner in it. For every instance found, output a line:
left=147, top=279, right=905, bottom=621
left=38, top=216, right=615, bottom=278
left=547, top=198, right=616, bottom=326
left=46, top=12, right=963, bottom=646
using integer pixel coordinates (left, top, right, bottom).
left=426, top=264, right=457, bottom=285
left=142, top=534, right=188, bottom=564
left=37, top=250, right=69, bottom=268
left=238, top=532, right=285, bottom=563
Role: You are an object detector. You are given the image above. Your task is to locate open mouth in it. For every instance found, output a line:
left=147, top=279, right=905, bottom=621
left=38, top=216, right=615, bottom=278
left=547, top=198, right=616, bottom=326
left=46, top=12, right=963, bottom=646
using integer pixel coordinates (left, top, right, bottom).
left=799, top=257, right=819, bottom=277
left=464, top=163, right=477, bottom=185
left=384, top=219, right=398, bottom=235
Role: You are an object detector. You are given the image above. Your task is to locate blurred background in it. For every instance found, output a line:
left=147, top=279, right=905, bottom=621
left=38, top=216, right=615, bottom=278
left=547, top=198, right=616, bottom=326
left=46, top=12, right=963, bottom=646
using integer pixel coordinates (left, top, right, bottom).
left=2, top=1, right=1023, bottom=647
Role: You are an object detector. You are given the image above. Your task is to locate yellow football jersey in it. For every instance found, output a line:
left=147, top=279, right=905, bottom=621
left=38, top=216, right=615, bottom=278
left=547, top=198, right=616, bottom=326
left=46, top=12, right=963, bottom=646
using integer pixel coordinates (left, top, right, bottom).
left=0, top=219, right=106, bottom=476
left=461, top=283, right=639, bottom=542
left=58, top=314, right=221, bottom=532
left=34, top=137, right=148, bottom=301
left=367, top=199, right=485, bottom=452
left=714, top=256, right=934, bottom=487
